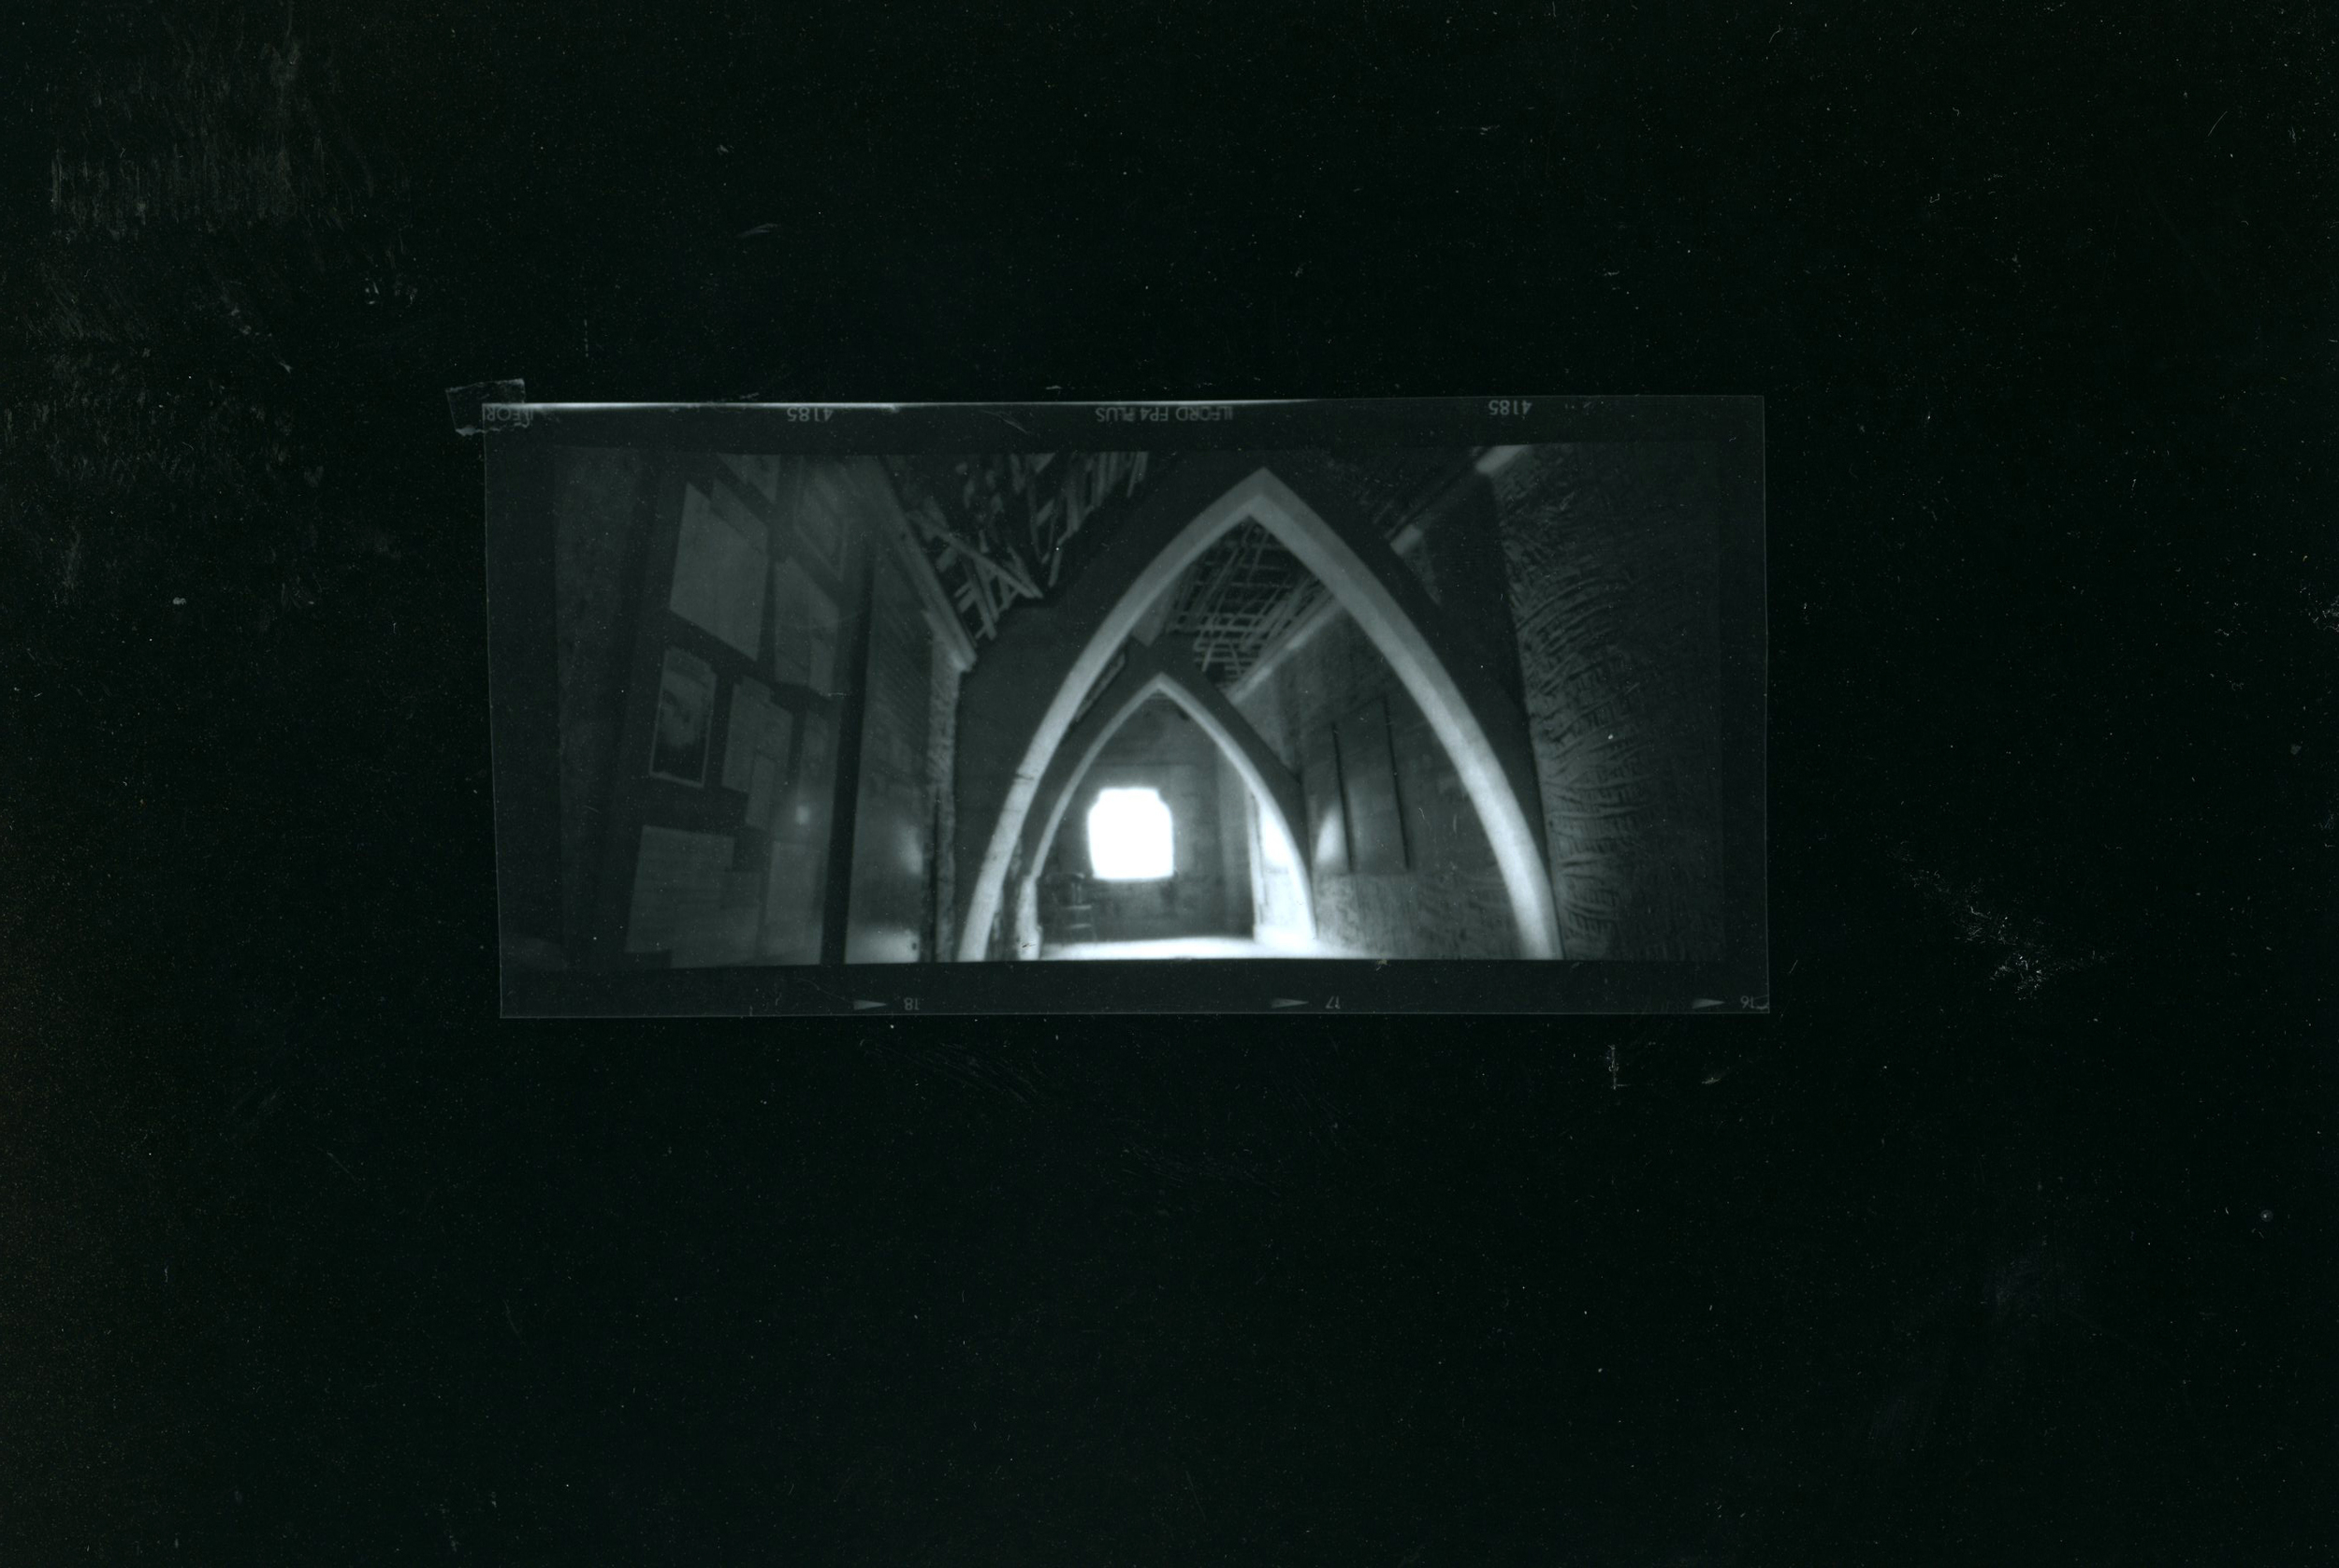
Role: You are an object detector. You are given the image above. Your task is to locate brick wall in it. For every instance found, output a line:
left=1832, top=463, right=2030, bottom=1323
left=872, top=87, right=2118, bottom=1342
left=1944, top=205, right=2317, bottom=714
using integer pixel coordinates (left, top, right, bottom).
left=1491, top=443, right=1727, bottom=961
left=1234, top=605, right=1521, bottom=961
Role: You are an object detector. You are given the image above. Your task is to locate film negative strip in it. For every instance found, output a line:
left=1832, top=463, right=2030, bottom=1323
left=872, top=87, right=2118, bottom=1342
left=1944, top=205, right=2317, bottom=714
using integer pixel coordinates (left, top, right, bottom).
left=482, top=396, right=1765, bottom=1015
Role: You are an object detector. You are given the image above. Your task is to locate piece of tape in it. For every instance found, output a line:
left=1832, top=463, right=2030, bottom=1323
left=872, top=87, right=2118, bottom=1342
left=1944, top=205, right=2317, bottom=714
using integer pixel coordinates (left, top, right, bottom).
left=447, top=380, right=527, bottom=437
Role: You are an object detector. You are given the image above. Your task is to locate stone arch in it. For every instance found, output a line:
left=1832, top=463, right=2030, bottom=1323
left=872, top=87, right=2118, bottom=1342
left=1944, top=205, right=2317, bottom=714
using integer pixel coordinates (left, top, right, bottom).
left=1009, top=636, right=1313, bottom=957
left=953, top=453, right=1562, bottom=960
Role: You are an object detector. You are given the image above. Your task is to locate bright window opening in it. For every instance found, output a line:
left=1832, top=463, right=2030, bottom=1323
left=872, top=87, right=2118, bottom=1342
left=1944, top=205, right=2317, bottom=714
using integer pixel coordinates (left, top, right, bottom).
left=1088, top=787, right=1174, bottom=880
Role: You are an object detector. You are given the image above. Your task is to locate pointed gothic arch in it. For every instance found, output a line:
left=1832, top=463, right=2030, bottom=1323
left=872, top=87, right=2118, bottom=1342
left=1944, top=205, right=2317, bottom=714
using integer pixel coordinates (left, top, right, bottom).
left=1008, top=635, right=1314, bottom=957
left=953, top=453, right=1562, bottom=961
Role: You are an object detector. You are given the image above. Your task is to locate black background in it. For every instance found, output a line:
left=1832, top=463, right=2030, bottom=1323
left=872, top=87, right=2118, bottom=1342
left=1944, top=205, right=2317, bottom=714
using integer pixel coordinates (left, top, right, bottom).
left=4, top=1, right=2333, bottom=1562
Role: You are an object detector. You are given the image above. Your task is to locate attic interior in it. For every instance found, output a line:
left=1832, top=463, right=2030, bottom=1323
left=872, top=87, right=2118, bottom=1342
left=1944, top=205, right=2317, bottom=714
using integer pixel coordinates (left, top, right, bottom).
left=541, top=440, right=1731, bottom=966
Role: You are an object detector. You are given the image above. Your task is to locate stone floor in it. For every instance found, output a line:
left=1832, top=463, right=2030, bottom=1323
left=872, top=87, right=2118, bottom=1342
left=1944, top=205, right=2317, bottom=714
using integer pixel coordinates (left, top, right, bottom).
left=1039, top=934, right=1348, bottom=960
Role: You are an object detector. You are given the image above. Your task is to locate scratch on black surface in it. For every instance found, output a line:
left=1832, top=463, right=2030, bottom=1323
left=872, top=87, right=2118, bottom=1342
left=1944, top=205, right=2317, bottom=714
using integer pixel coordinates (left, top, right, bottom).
left=867, top=1040, right=1046, bottom=1111
left=2137, top=182, right=2231, bottom=313
left=1892, top=846, right=2110, bottom=995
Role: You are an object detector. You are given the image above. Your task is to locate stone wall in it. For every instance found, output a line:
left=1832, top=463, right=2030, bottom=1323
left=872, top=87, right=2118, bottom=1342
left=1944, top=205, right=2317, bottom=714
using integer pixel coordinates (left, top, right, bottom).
left=1491, top=443, right=1727, bottom=961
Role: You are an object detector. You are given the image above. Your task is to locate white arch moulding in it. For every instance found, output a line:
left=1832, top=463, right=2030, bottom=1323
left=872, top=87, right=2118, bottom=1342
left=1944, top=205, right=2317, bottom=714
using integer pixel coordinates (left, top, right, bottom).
left=1008, top=634, right=1315, bottom=958
left=953, top=454, right=1563, bottom=961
